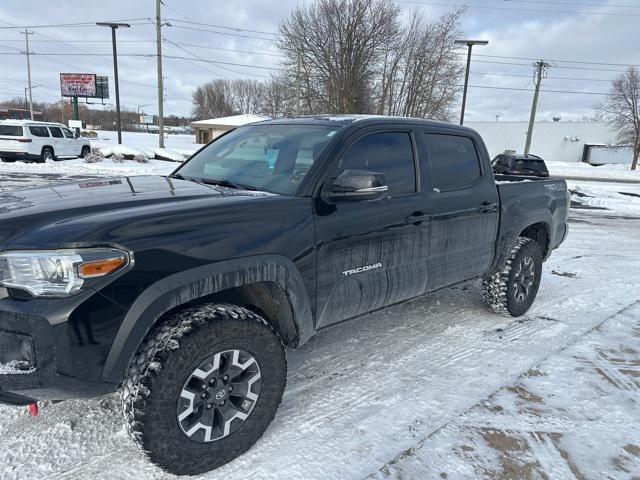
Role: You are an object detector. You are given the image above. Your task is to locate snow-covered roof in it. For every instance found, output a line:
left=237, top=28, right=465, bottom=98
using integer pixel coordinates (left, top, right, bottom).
left=191, top=114, right=269, bottom=128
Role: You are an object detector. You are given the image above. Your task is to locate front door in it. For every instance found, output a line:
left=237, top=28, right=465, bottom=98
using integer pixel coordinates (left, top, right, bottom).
left=314, top=129, right=430, bottom=329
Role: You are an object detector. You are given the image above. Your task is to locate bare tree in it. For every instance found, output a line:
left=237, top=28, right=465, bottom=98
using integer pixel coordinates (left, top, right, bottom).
left=191, top=80, right=235, bottom=119
left=598, top=66, right=640, bottom=170
left=192, top=79, right=271, bottom=118
left=375, top=8, right=465, bottom=120
left=230, top=79, right=266, bottom=114
left=261, top=77, right=296, bottom=117
left=278, top=0, right=401, bottom=114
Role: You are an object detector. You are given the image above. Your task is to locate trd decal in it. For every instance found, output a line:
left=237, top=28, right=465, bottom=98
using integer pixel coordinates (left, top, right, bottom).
left=342, top=263, right=383, bottom=276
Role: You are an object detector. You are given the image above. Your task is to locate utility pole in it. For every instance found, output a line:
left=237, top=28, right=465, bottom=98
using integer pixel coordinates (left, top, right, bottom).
left=156, top=0, right=165, bottom=148
left=295, top=51, right=301, bottom=116
left=97, top=22, right=130, bottom=145
left=524, top=60, right=551, bottom=156
left=22, top=30, right=34, bottom=120
left=454, top=39, right=489, bottom=125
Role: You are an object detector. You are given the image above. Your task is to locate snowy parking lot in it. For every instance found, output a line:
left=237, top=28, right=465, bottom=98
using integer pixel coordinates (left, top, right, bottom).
left=0, top=161, right=639, bottom=479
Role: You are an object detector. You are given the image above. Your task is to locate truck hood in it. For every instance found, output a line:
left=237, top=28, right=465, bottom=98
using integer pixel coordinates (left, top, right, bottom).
left=0, top=175, right=276, bottom=249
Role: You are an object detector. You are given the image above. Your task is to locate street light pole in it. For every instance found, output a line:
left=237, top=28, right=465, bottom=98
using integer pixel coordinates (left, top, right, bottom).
left=22, top=30, right=34, bottom=120
left=454, top=39, right=489, bottom=126
left=97, top=22, right=130, bottom=145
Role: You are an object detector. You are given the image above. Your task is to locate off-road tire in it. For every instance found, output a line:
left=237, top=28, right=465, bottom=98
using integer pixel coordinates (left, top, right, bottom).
left=482, top=237, right=543, bottom=317
left=121, top=303, right=286, bottom=476
left=80, top=145, right=90, bottom=158
left=40, top=147, right=54, bottom=163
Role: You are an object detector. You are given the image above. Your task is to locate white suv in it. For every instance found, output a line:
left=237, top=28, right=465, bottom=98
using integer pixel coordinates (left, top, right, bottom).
left=0, top=120, right=91, bottom=162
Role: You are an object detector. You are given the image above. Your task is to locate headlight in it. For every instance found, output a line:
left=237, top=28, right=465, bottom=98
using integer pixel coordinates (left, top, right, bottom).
left=0, top=248, right=131, bottom=298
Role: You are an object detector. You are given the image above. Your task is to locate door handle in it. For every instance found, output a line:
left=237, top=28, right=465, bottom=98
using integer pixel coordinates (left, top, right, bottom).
left=477, top=202, right=498, bottom=213
left=404, top=211, right=430, bottom=224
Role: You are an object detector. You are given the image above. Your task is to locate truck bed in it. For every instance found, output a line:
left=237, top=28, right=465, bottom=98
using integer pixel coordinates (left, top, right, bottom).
left=492, top=174, right=570, bottom=267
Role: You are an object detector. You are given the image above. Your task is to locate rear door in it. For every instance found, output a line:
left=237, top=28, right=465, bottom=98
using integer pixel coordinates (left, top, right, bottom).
left=314, top=127, right=430, bottom=328
left=419, top=130, right=499, bottom=289
left=28, top=125, right=51, bottom=156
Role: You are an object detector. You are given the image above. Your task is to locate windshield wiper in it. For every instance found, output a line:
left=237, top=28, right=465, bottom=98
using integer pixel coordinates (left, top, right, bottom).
left=199, top=179, right=259, bottom=191
left=170, top=174, right=258, bottom=191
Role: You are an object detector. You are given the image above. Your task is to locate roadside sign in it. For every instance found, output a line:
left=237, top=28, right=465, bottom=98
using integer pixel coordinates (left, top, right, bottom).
left=60, top=73, right=97, bottom=97
left=140, top=115, right=154, bottom=125
left=68, top=120, right=83, bottom=129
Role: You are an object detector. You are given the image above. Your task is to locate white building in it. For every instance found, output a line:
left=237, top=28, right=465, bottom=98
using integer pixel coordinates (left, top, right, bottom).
left=191, top=114, right=269, bottom=144
left=466, top=121, right=632, bottom=164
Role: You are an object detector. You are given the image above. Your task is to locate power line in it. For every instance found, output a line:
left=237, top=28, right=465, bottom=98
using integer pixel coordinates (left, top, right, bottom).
left=473, top=53, right=640, bottom=69
left=395, top=0, right=640, bottom=16
left=0, top=18, right=154, bottom=29
left=168, top=24, right=276, bottom=42
left=471, top=71, right=613, bottom=82
left=462, top=0, right=640, bottom=9
left=496, top=80, right=532, bottom=119
left=468, top=84, right=611, bottom=96
left=166, top=19, right=278, bottom=36
left=166, top=41, right=282, bottom=58
left=163, top=38, right=242, bottom=78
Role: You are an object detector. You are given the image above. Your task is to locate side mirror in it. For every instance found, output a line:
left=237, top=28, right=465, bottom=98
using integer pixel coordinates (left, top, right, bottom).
left=325, top=169, right=388, bottom=201
left=74, top=132, right=80, bottom=139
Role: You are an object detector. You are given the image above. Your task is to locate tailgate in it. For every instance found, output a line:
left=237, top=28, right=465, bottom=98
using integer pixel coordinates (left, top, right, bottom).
left=0, top=125, right=27, bottom=154
left=0, top=137, right=28, bottom=153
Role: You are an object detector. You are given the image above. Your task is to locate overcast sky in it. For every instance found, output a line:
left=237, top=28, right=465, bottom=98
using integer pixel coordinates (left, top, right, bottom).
left=0, top=0, right=638, bottom=122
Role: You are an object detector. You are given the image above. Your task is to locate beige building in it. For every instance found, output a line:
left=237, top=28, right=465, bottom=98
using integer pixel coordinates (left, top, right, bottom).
left=191, top=114, right=269, bottom=144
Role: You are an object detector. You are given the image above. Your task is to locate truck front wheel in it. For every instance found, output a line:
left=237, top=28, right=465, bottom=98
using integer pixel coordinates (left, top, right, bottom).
left=121, top=303, right=286, bottom=475
left=482, top=237, right=543, bottom=317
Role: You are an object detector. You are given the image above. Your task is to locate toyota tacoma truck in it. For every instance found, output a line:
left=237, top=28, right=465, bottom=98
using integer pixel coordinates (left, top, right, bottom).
left=0, top=116, right=569, bottom=475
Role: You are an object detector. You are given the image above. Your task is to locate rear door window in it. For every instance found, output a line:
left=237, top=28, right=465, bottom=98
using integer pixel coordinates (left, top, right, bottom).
left=0, top=125, right=24, bottom=136
left=29, top=126, right=50, bottom=137
left=49, top=127, right=64, bottom=138
left=425, top=134, right=482, bottom=191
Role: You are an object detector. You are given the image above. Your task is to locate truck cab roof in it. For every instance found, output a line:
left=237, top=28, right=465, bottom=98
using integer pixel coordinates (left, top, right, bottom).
left=256, top=114, right=478, bottom=133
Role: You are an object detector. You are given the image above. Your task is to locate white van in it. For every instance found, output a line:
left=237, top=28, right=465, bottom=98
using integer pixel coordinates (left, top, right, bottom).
left=0, top=120, right=91, bottom=162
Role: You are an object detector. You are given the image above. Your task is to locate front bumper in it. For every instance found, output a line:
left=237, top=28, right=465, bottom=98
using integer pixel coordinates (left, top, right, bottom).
left=0, top=288, right=119, bottom=405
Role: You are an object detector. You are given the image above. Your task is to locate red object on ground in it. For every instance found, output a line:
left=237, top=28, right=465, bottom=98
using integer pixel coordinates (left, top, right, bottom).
left=27, top=403, right=39, bottom=417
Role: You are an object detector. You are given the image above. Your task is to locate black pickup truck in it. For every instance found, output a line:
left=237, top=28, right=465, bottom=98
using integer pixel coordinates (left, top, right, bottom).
left=0, top=116, right=569, bottom=475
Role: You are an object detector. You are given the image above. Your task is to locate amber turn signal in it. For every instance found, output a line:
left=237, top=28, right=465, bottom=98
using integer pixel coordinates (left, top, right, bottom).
left=78, top=257, right=126, bottom=278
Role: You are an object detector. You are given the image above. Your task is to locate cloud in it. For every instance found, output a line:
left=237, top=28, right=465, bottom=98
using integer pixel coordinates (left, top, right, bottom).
left=0, top=0, right=636, bottom=120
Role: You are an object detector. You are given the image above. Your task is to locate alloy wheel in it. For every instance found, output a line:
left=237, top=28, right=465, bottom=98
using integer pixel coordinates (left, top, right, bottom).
left=513, top=255, right=535, bottom=303
left=176, top=349, right=261, bottom=443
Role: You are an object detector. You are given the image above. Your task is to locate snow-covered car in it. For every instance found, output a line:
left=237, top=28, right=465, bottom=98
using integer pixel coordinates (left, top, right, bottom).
left=0, top=120, right=91, bottom=162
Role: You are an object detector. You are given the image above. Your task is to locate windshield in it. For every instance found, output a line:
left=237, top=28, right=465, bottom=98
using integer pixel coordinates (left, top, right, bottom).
left=176, top=124, right=339, bottom=195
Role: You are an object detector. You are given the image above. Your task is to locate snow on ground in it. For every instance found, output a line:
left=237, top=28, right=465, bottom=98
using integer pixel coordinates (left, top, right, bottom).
left=567, top=180, right=640, bottom=216
left=90, top=130, right=199, bottom=159
left=0, top=157, right=176, bottom=177
left=547, top=160, right=640, bottom=182
left=0, top=181, right=638, bottom=479
left=374, top=301, right=640, bottom=479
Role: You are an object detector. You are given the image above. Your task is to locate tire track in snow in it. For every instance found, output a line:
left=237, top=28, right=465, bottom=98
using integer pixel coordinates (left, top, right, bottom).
left=368, top=300, right=640, bottom=480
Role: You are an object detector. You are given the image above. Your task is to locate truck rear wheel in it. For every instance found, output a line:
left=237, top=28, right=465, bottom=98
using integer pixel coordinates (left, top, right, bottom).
left=121, top=303, right=286, bottom=475
left=482, top=237, right=543, bottom=317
